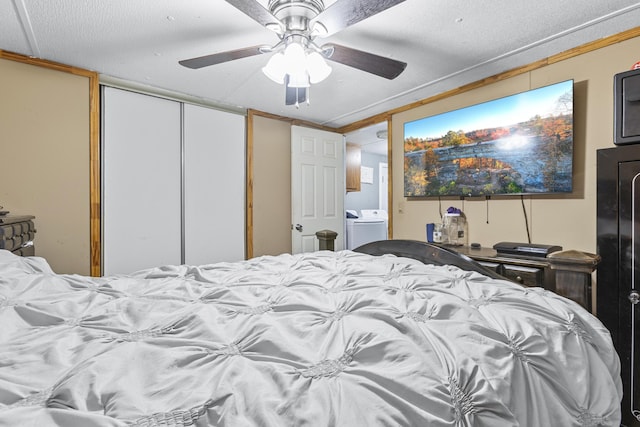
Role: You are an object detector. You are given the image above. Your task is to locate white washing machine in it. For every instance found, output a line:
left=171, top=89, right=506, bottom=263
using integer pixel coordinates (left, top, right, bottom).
left=346, top=209, right=388, bottom=250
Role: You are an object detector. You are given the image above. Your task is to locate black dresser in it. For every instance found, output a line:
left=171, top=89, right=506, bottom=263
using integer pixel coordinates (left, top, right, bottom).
left=0, top=215, right=36, bottom=256
left=597, top=145, right=640, bottom=427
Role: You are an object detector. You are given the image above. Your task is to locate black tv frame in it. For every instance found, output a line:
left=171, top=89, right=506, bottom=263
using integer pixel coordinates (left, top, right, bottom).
left=403, top=80, right=574, bottom=198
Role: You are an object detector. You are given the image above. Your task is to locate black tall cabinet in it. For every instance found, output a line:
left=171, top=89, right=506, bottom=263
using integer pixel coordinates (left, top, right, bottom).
left=597, top=145, right=640, bottom=427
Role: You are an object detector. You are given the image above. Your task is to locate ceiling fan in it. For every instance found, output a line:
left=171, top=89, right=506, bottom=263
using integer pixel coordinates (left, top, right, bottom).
left=179, top=0, right=408, bottom=106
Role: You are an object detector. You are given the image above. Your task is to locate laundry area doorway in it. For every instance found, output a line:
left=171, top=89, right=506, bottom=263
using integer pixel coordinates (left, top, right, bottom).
left=344, top=122, right=390, bottom=250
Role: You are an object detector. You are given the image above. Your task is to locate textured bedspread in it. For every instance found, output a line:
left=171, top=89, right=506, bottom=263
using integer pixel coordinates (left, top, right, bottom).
left=0, top=249, right=621, bottom=426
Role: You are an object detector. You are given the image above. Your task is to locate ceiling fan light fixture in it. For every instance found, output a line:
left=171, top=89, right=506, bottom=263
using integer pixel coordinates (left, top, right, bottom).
left=262, top=52, right=287, bottom=84
left=306, top=51, right=331, bottom=83
left=262, top=41, right=330, bottom=88
left=287, top=71, right=310, bottom=88
left=181, top=0, right=409, bottom=106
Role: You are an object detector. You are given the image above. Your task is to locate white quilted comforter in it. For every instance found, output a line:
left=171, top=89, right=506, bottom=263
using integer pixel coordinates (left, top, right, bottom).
left=0, top=249, right=622, bottom=426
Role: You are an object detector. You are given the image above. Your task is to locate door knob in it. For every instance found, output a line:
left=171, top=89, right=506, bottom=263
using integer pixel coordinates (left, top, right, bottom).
left=295, top=224, right=303, bottom=232
left=630, top=289, right=640, bottom=305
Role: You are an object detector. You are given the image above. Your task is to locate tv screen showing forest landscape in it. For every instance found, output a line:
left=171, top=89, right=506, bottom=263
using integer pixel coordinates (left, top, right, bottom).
left=404, top=80, right=574, bottom=197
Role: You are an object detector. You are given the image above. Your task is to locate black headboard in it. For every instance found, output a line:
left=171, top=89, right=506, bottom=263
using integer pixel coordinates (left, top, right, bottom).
left=353, top=239, right=506, bottom=280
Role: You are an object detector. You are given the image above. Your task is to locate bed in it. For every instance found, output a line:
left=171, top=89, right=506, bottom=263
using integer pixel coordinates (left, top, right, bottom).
left=0, top=240, right=622, bottom=426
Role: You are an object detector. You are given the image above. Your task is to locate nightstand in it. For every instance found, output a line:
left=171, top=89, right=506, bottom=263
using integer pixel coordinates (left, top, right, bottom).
left=0, top=215, right=36, bottom=256
left=454, top=245, right=598, bottom=311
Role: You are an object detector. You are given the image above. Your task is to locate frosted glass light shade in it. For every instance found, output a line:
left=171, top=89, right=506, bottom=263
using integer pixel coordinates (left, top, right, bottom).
left=262, top=42, right=332, bottom=90
left=306, top=51, right=332, bottom=83
left=262, top=52, right=286, bottom=84
left=283, top=43, right=306, bottom=74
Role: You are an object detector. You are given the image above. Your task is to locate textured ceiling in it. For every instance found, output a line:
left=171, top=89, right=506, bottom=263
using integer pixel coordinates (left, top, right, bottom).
left=2, top=0, right=640, bottom=138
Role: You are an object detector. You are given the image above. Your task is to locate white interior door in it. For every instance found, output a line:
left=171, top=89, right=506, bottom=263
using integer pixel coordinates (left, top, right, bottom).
left=291, top=125, right=344, bottom=253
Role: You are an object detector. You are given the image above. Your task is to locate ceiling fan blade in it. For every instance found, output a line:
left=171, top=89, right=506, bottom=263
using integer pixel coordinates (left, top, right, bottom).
left=224, top=0, right=283, bottom=32
left=311, top=0, right=406, bottom=37
left=322, top=44, right=406, bottom=80
left=179, top=45, right=266, bottom=69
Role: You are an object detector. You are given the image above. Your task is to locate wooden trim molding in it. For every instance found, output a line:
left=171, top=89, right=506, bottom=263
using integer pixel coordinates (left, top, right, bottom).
left=0, top=50, right=96, bottom=80
left=88, top=72, right=100, bottom=276
left=246, top=110, right=255, bottom=260
left=249, top=109, right=339, bottom=133
left=0, top=50, right=101, bottom=276
left=336, top=26, right=640, bottom=135
left=336, top=114, right=391, bottom=135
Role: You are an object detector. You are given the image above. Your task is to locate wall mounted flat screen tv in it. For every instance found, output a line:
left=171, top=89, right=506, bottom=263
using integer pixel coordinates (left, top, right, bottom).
left=404, top=79, right=574, bottom=197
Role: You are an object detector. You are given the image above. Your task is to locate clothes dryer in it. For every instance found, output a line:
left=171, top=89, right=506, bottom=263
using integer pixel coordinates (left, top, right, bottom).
left=346, top=209, right=388, bottom=250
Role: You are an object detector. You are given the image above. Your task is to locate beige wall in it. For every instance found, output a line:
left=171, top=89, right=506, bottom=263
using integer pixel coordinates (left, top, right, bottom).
left=391, top=35, right=640, bottom=255
left=252, top=115, right=292, bottom=257
left=0, top=57, right=92, bottom=274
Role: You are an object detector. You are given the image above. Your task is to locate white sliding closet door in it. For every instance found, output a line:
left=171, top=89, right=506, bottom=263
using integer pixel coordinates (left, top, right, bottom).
left=183, top=104, right=245, bottom=265
left=102, top=87, right=182, bottom=275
